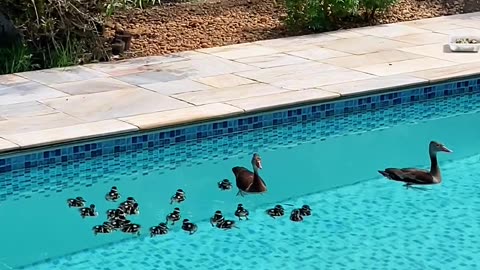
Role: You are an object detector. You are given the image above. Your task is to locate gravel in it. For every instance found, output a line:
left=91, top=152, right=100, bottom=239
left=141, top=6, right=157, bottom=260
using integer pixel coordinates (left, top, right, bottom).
left=105, top=0, right=479, bottom=58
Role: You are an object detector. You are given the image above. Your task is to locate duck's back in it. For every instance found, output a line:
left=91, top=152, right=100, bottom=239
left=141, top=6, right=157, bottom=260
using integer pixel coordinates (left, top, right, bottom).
left=232, top=166, right=253, bottom=191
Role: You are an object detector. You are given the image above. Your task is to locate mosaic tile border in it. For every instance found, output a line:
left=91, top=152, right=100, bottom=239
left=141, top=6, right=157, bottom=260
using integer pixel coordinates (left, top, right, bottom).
left=1, top=77, right=480, bottom=203
left=1, top=77, right=479, bottom=175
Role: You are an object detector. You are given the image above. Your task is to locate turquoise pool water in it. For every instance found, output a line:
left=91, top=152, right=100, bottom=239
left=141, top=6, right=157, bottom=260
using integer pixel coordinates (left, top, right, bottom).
left=1, top=92, right=480, bottom=269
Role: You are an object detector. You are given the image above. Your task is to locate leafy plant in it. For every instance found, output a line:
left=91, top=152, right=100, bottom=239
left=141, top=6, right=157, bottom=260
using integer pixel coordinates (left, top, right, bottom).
left=0, top=45, right=36, bottom=75
left=359, top=0, right=397, bottom=20
left=284, top=0, right=360, bottom=32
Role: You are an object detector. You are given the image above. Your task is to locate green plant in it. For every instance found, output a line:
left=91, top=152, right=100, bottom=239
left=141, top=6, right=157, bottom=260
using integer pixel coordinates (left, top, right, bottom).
left=284, top=0, right=360, bottom=32
left=359, top=0, right=397, bottom=20
left=0, top=45, right=36, bottom=75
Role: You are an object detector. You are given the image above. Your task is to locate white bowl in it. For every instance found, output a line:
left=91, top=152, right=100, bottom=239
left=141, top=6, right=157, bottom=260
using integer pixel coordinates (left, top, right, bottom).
left=449, top=35, right=480, bottom=52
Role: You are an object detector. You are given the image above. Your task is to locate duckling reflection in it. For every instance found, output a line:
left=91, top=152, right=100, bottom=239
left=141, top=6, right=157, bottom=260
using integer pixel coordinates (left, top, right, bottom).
left=217, top=179, right=232, bottom=191
left=290, top=209, right=303, bottom=222
left=299, top=205, right=311, bottom=216
left=105, top=186, right=120, bottom=202
left=150, top=222, right=169, bottom=237
left=80, top=204, right=98, bottom=218
left=122, top=223, right=141, bottom=235
left=166, top=207, right=181, bottom=225
left=234, top=204, right=249, bottom=220
left=93, top=222, right=114, bottom=235
left=216, top=220, right=237, bottom=230
left=170, top=189, right=186, bottom=204
left=210, top=210, right=225, bottom=227
left=266, top=205, right=284, bottom=218
left=67, top=197, right=86, bottom=208
left=181, top=219, right=198, bottom=235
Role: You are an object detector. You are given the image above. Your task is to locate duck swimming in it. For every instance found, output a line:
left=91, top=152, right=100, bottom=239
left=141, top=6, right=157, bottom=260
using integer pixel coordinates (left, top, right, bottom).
left=290, top=209, right=303, bottom=222
left=170, top=189, right=186, bottom=204
left=232, top=153, right=267, bottom=196
left=181, top=219, right=198, bottom=235
left=107, top=208, right=126, bottom=220
left=218, top=179, right=232, bottom=191
left=150, top=222, right=169, bottom=237
left=166, top=207, right=181, bottom=225
left=93, top=222, right=114, bottom=235
left=80, top=204, right=98, bottom=218
left=266, top=205, right=284, bottom=218
left=210, top=210, right=225, bottom=227
left=67, top=197, right=86, bottom=208
left=378, top=141, right=452, bottom=189
left=109, top=219, right=131, bottom=230
left=299, top=205, right=311, bottom=216
left=216, top=220, right=237, bottom=230
left=119, top=197, right=136, bottom=209
left=105, top=186, right=120, bottom=202
left=234, top=204, right=249, bottom=220
left=119, top=197, right=139, bottom=215
left=121, top=223, right=141, bottom=235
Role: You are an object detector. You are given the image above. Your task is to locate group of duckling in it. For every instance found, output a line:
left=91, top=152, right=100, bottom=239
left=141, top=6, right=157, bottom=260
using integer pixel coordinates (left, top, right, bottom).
left=66, top=179, right=312, bottom=237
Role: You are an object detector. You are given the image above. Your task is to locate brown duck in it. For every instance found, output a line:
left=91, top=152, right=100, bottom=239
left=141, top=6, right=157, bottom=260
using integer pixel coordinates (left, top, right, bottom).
left=378, top=141, right=452, bottom=189
left=232, top=153, right=267, bottom=196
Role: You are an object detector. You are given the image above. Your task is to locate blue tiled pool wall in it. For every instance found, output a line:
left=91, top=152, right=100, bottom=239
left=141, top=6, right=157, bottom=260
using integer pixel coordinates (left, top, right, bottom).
left=1, top=77, right=480, bottom=202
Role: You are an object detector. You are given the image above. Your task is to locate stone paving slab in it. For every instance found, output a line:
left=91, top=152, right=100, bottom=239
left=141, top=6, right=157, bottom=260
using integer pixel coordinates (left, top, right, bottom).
left=1, top=12, right=480, bottom=153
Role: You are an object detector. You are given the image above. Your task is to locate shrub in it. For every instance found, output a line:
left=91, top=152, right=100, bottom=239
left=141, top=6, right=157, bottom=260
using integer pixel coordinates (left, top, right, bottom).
left=284, top=0, right=360, bottom=32
left=359, top=0, right=397, bottom=20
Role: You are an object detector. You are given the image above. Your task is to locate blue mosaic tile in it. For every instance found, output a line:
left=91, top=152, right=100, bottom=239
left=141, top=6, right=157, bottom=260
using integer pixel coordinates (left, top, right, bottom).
left=0, top=77, right=480, bottom=202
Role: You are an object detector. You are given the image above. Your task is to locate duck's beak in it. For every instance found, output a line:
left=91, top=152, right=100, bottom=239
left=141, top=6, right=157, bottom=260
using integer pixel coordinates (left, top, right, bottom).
left=441, top=146, right=453, bottom=153
left=256, top=159, right=263, bottom=169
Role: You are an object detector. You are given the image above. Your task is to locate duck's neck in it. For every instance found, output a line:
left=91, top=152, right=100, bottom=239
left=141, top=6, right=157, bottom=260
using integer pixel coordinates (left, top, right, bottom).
left=253, top=166, right=259, bottom=178
left=429, top=151, right=441, bottom=180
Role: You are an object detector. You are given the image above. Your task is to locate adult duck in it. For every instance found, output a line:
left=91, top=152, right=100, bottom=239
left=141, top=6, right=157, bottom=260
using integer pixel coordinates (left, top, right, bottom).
left=378, top=141, right=452, bottom=189
left=232, top=153, right=267, bottom=196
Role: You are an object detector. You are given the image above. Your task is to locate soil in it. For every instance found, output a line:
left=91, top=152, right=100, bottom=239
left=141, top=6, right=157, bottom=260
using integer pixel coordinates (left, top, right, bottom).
left=105, top=0, right=480, bottom=58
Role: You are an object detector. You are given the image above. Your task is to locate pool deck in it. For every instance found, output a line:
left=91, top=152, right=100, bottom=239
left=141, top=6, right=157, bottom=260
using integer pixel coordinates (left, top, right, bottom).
left=1, top=12, right=480, bottom=153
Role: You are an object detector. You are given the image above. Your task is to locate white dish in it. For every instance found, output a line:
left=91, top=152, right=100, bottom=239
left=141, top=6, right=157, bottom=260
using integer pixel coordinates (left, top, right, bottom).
left=449, top=35, right=480, bottom=52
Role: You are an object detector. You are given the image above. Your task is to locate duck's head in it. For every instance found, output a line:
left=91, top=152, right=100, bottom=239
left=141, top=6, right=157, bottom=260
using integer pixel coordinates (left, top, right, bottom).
left=237, top=203, right=243, bottom=208
left=275, top=205, right=284, bottom=210
left=251, top=153, right=262, bottom=170
left=429, top=141, right=452, bottom=154
left=159, top=222, right=168, bottom=227
left=90, top=204, right=96, bottom=209
left=183, top=219, right=190, bottom=224
left=177, top=189, right=184, bottom=194
left=215, top=210, right=222, bottom=215
left=77, top=196, right=85, bottom=202
left=111, top=186, right=117, bottom=191
left=173, top=207, right=180, bottom=213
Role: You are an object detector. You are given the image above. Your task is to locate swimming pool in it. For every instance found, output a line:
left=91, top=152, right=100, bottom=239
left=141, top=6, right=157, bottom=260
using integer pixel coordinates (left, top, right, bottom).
left=1, top=78, right=480, bottom=270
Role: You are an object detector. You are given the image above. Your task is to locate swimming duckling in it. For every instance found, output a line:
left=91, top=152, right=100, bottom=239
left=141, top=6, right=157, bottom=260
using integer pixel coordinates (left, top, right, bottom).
left=67, top=197, right=86, bottom=208
left=109, top=219, right=131, bottom=230
left=216, top=220, right=237, bottom=230
left=181, top=219, right=198, bottom=235
left=234, top=204, right=249, bottom=220
left=105, top=186, right=120, bottom=202
left=217, top=179, right=232, bottom=191
left=166, top=207, right=181, bottom=225
left=170, top=189, right=186, bottom=204
left=80, top=204, right=98, bottom=218
left=123, top=203, right=140, bottom=215
left=299, top=205, right=311, bottom=216
left=210, top=210, right=225, bottom=227
left=106, top=208, right=126, bottom=220
left=119, top=197, right=136, bottom=209
left=290, top=209, right=303, bottom=222
left=121, top=223, right=141, bottom=235
left=150, top=222, right=169, bottom=237
left=266, top=205, right=285, bottom=218
left=93, top=222, right=114, bottom=235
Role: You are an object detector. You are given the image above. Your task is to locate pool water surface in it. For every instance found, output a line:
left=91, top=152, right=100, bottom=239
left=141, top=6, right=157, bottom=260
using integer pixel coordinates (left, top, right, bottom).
left=1, top=91, right=480, bottom=270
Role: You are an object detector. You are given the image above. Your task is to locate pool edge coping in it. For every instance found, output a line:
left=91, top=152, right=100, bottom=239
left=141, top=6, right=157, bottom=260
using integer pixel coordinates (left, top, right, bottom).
left=1, top=72, right=480, bottom=157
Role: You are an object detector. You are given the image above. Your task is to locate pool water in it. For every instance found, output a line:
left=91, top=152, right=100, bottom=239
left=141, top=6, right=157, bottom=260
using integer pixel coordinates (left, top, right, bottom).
left=1, top=92, right=480, bottom=270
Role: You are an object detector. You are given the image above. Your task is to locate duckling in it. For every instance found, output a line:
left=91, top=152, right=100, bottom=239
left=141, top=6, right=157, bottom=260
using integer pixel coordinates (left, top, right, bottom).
left=216, top=220, right=237, bottom=230
left=170, top=189, right=186, bottom=204
left=121, top=223, right=141, bottom=235
left=166, top=207, right=181, bottom=225
left=234, top=204, right=249, bottom=220
left=124, top=203, right=140, bottom=215
left=106, top=208, right=126, bottom=220
left=210, top=210, right=225, bottom=227
left=217, top=179, right=232, bottom=191
left=299, top=205, right=311, bottom=216
left=150, top=222, right=169, bottom=237
left=80, top=204, right=98, bottom=218
left=105, top=186, right=120, bottom=202
left=266, top=205, right=285, bottom=218
left=109, top=219, right=131, bottom=230
left=181, top=219, right=198, bottom=235
left=290, top=209, right=303, bottom=222
left=93, top=222, right=114, bottom=235
left=119, top=197, right=137, bottom=209
left=67, top=196, right=86, bottom=208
